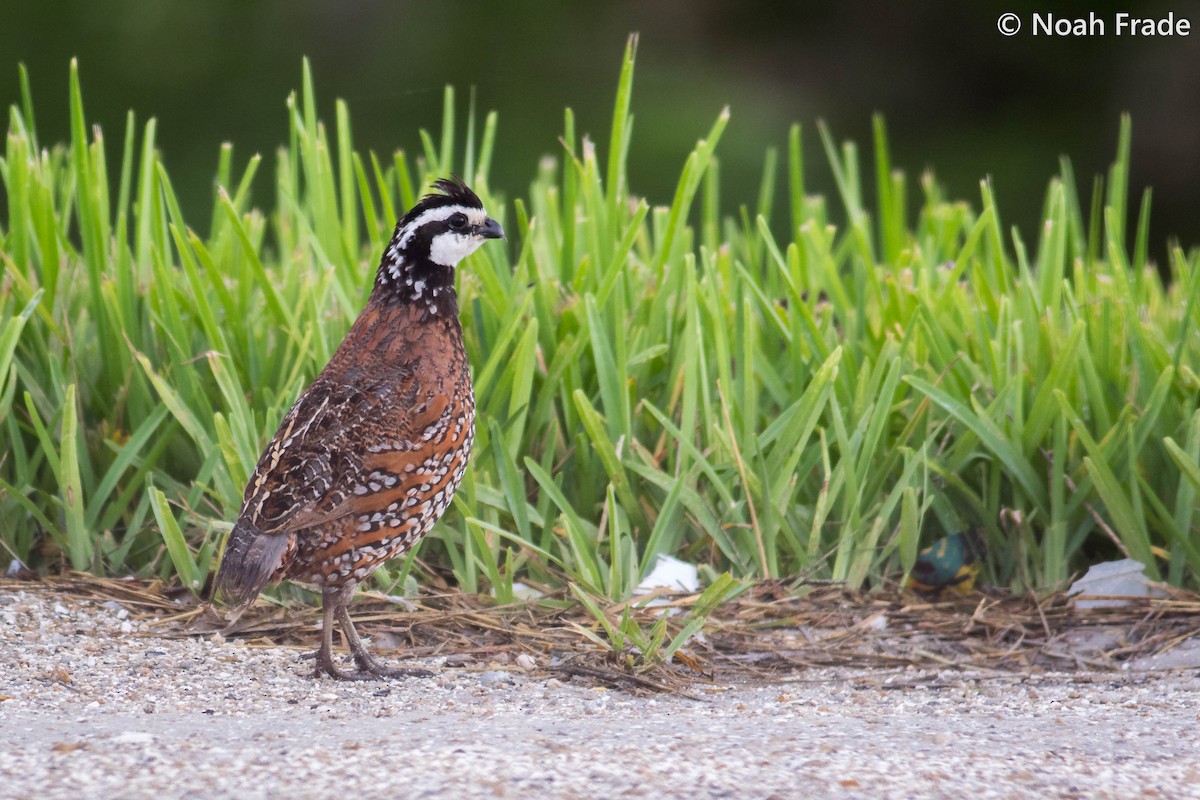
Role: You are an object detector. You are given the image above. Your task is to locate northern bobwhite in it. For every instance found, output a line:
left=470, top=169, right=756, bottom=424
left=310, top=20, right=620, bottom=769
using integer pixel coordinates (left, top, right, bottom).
left=214, top=177, right=504, bottom=680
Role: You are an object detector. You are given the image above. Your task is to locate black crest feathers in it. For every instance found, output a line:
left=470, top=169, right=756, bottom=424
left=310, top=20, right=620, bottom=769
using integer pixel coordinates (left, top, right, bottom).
left=424, top=176, right=483, bottom=210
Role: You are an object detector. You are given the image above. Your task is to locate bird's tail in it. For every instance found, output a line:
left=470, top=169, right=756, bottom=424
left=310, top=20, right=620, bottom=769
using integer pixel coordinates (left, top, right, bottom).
left=213, top=519, right=291, bottom=608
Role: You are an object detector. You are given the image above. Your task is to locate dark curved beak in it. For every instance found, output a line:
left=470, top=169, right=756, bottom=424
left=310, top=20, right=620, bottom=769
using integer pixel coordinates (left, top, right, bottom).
left=479, top=217, right=505, bottom=240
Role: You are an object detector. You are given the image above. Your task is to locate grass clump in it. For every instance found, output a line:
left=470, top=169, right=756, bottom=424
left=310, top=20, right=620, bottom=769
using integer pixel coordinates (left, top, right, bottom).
left=2, top=37, right=1199, bottom=616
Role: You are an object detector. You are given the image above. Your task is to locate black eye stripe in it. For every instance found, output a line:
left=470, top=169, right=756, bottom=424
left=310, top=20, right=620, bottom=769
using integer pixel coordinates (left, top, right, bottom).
left=448, top=213, right=468, bottom=230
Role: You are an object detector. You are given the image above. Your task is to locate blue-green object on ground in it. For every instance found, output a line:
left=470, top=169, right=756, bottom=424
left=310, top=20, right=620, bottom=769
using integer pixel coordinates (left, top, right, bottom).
left=907, top=529, right=986, bottom=597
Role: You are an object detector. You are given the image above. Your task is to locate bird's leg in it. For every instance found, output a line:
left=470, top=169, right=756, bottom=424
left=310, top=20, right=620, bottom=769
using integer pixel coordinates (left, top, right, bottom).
left=336, top=603, right=433, bottom=679
left=312, top=584, right=374, bottom=681
left=310, top=583, right=431, bottom=680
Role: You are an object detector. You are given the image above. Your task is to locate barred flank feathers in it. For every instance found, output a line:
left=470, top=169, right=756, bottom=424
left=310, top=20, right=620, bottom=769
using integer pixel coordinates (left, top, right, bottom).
left=213, top=520, right=291, bottom=606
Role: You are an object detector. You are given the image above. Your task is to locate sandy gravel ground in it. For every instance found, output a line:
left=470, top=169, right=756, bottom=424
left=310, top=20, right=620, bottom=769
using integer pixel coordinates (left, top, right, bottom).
left=2, top=587, right=1199, bottom=799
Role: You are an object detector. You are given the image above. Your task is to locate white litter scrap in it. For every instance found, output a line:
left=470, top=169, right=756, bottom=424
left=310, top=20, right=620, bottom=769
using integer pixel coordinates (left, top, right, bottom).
left=635, top=554, right=700, bottom=595
left=502, top=582, right=546, bottom=601
left=1068, top=558, right=1166, bottom=609
left=631, top=554, right=700, bottom=613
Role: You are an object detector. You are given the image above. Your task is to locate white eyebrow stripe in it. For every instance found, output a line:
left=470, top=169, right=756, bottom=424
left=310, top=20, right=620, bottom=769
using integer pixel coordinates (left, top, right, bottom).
left=396, top=205, right=488, bottom=249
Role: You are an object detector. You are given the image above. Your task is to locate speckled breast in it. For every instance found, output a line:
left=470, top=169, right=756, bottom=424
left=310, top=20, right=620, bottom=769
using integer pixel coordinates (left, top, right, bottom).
left=283, top=387, right=475, bottom=588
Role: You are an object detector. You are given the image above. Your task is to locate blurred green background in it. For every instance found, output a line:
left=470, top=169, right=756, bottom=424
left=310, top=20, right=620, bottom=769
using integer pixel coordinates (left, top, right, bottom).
left=4, top=0, right=1199, bottom=258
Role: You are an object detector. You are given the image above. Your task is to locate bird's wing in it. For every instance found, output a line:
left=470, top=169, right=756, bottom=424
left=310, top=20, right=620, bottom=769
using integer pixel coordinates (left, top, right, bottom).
left=238, top=372, right=445, bottom=535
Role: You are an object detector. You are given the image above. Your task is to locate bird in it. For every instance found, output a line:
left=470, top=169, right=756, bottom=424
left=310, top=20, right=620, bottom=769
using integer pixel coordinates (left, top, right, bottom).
left=213, top=177, right=504, bottom=680
left=906, top=529, right=986, bottom=598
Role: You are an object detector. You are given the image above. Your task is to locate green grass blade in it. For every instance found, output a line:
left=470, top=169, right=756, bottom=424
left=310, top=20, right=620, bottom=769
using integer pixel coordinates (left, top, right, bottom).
left=149, top=486, right=200, bottom=593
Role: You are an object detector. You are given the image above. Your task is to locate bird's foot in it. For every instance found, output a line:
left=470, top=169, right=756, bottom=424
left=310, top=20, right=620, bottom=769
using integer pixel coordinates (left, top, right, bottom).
left=302, top=648, right=433, bottom=680
left=351, top=651, right=434, bottom=680
left=304, top=648, right=378, bottom=681
left=311, top=664, right=378, bottom=681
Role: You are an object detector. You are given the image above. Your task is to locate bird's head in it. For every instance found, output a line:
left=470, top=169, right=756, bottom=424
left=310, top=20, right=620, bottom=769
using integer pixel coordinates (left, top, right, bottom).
left=375, top=176, right=504, bottom=313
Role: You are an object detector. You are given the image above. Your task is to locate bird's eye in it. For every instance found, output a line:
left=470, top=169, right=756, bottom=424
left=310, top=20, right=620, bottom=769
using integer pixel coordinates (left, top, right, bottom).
left=448, top=213, right=467, bottom=230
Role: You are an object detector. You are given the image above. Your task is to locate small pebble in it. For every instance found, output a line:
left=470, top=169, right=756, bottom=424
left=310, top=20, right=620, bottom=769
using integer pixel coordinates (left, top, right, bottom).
left=477, top=670, right=514, bottom=686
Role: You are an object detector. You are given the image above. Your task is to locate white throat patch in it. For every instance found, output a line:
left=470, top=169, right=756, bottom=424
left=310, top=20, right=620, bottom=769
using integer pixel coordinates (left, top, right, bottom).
left=429, top=231, right=485, bottom=267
